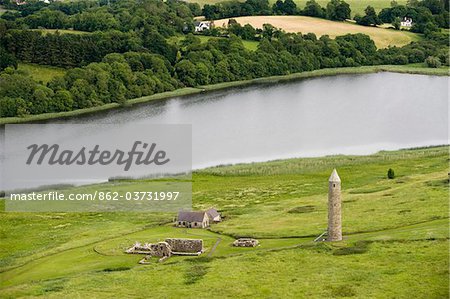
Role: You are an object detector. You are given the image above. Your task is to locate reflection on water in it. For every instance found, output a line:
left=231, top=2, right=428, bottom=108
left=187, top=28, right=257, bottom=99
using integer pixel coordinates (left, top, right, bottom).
left=62, top=72, right=448, bottom=169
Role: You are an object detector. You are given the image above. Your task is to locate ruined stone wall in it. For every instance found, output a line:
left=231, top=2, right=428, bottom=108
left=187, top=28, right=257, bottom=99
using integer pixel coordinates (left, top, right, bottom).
left=165, top=238, right=203, bottom=253
left=126, top=241, right=171, bottom=257
left=149, top=242, right=172, bottom=257
left=233, top=238, right=259, bottom=247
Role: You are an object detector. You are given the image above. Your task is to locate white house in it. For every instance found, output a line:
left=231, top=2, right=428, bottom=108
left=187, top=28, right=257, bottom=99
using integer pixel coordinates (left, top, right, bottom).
left=400, top=17, right=413, bottom=27
left=194, top=21, right=212, bottom=32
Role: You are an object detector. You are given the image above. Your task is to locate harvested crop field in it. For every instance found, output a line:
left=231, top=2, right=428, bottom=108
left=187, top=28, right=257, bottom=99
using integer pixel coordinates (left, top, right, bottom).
left=215, top=15, right=419, bottom=48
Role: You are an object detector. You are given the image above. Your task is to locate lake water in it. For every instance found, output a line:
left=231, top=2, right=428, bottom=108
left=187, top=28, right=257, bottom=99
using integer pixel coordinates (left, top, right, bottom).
left=68, top=72, right=448, bottom=169
left=1, top=72, right=448, bottom=190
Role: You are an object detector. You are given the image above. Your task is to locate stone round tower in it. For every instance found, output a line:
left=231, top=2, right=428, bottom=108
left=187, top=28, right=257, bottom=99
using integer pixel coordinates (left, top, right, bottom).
left=327, top=169, right=342, bottom=241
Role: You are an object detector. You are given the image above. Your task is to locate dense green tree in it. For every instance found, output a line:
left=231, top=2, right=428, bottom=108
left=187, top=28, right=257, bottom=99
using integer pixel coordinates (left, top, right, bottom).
left=195, top=62, right=211, bottom=85
left=52, top=90, right=74, bottom=112
left=387, top=168, right=395, bottom=179
left=202, top=0, right=270, bottom=19
left=142, top=28, right=178, bottom=63
left=30, top=85, right=54, bottom=114
left=245, top=0, right=271, bottom=15
left=273, top=0, right=285, bottom=14
left=303, top=0, right=325, bottom=17
left=392, top=17, right=401, bottom=29
left=420, top=0, right=445, bottom=14
left=379, top=5, right=408, bottom=23
left=425, top=55, right=441, bottom=67
left=70, top=79, right=99, bottom=109
left=355, top=6, right=382, bottom=26
left=327, top=0, right=351, bottom=21
left=0, top=72, right=36, bottom=101
left=23, top=8, right=69, bottom=29
left=392, top=54, right=408, bottom=64
left=71, top=10, right=119, bottom=32
left=273, top=0, right=297, bottom=15
left=174, top=59, right=197, bottom=86
left=0, top=47, right=17, bottom=71
left=0, top=97, right=29, bottom=117
left=405, top=48, right=425, bottom=62
left=228, top=23, right=258, bottom=40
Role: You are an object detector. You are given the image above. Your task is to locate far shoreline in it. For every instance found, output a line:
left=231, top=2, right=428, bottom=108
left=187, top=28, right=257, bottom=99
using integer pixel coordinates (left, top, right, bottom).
left=0, top=64, right=448, bottom=125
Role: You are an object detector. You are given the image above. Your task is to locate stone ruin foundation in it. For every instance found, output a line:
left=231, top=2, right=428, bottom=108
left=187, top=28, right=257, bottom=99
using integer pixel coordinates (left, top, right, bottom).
left=165, top=238, right=203, bottom=254
left=126, top=238, right=203, bottom=263
left=233, top=238, right=259, bottom=247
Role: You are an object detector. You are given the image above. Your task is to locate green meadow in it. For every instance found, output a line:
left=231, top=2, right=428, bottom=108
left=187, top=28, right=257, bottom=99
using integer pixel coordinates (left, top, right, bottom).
left=0, top=146, right=448, bottom=297
left=17, top=63, right=66, bottom=84
left=31, top=29, right=90, bottom=35
left=169, top=34, right=259, bottom=51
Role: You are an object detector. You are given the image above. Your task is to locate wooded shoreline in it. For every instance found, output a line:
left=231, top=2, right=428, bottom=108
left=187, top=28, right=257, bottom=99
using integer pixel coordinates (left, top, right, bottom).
left=0, top=64, right=448, bottom=125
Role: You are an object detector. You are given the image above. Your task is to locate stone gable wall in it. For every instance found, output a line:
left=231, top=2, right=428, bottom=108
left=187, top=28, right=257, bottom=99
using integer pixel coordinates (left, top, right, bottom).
left=165, top=238, right=203, bottom=253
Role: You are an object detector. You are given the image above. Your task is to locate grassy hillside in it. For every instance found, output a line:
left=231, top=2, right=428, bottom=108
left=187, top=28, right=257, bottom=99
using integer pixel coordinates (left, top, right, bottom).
left=17, top=63, right=66, bottom=84
left=214, top=15, right=419, bottom=48
left=0, top=146, right=448, bottom=297
left=187, top=0, right=408, bottom=15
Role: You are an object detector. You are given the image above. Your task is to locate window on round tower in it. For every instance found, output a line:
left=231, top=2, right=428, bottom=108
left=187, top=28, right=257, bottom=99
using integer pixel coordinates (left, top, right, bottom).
left=333, top=184, right=336, bottom=187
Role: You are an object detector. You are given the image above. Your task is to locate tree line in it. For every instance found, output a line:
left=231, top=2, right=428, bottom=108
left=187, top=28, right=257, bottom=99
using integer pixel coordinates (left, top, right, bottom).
left=1, top=28, right=448, bottom=117
left=0, top=27, right=178, bottom=67
left=355, top=0, right=448, bottom=31
left=1, top=0, right=201, bottom=33
left=203, top=0, right=351, bottom=21
left=0, top=0, right=448, bottom=118
left=202, top=0, right=448, bottom=33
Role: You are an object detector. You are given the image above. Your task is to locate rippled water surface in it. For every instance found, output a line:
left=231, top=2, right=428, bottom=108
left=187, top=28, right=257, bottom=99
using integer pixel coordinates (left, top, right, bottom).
left=68, top=72, right=448, bottom=168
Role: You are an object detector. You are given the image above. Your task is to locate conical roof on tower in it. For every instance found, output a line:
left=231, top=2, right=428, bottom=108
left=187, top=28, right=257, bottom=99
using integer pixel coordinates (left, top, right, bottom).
left=329, top=169, right=341, bottom=182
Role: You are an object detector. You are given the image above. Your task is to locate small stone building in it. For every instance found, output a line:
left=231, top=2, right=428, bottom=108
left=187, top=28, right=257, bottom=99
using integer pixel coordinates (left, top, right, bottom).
left=176, top=211, right=209, bottom=228
left=206, top=208, right=221, bottom=223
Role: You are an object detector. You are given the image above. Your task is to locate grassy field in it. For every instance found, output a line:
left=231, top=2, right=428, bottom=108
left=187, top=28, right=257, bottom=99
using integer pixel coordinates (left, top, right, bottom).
left=169, top=34, right=259, bottom=50
left=1, top=64, right=447, bottom=125
left=31, top=29, right=90, bottom=35
left=0, top=146, right=448, bottom=297
left=198, top=35, right=259, bottom=50
left=214, top=15, right=419, bottom=48
left=17, top=63, right=66, bottom=84
left=187, top=0, right=407, bottom=15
